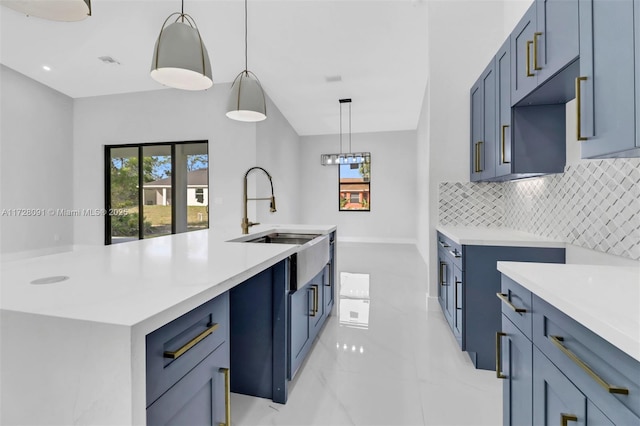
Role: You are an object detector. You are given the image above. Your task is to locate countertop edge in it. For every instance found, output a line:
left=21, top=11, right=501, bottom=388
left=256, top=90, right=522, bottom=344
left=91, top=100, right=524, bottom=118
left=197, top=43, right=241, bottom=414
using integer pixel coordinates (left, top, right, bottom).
left=437, top=225, right=566, bottom=248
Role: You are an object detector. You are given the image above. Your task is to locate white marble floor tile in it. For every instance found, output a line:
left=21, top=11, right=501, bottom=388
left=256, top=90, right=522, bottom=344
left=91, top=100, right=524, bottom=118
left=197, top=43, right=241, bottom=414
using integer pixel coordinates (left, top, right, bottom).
left=230, top=242, right=502, bottom=425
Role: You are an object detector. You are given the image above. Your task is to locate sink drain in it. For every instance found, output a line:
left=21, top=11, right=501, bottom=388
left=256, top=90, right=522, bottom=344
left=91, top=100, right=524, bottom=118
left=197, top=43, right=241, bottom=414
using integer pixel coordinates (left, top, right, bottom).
left=30, top=276, right=70, bottom=285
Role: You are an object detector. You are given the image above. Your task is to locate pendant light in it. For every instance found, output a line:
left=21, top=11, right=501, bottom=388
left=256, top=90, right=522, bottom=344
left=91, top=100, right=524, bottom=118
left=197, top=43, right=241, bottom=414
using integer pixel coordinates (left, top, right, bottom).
left=226, top=0, right=266, bottom=122
left=0, top=0, right=91, bottom=21
left=321, top=98, right=370, bottom=166
left=150, top=0, right=212, bottom=91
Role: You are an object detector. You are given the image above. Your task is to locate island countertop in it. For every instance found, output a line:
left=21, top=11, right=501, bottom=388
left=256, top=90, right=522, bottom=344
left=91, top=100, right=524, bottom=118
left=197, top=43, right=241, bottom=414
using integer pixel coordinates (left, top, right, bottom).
left=497, top=261, right=640, bottom=362
left=0, top=224, right=336, bottom=331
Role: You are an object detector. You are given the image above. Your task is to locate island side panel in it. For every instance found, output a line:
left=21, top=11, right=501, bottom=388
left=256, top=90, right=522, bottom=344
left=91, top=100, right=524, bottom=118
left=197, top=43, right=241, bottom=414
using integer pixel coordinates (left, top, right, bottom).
left=0, top=310, right=134, bottom=425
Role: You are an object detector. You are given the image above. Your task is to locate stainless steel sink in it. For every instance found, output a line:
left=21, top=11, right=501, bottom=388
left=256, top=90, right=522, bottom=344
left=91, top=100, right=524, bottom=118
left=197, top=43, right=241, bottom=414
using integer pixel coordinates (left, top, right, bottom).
left=234, top=232, right=330, bottom=290
left=245, top=233, right=321, bottom=245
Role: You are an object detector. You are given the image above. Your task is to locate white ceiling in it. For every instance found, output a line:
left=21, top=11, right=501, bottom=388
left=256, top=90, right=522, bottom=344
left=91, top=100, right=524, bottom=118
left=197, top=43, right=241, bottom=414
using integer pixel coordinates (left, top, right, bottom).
left=0, top=0, right=428, bottom=135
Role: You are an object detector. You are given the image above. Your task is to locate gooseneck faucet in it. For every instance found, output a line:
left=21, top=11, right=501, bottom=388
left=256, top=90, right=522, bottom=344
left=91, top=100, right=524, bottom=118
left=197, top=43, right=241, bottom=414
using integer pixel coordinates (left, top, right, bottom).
left=242, top=166, right=277, bottom=234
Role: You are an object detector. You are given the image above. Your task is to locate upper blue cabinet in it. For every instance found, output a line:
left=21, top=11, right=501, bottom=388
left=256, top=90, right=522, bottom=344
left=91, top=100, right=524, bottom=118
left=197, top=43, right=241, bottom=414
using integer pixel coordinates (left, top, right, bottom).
left=578, top=0, right=640, bottom=158
left=511, top=0, right=579, bottom=107
left=470, top=61, right=497, bottom=182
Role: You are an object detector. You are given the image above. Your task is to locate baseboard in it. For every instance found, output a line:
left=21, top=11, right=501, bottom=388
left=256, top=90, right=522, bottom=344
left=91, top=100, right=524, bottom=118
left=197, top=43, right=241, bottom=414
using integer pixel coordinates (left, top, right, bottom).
left=426, top=295, right=441, bottom=312
left=337, top=236, right=418, bottom=245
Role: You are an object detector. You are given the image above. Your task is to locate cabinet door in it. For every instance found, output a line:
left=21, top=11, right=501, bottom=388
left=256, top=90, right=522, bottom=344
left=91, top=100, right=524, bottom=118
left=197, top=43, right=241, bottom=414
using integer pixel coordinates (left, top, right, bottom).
left=579, top=0, right=636, bottom=158
left=470, top=61, right=497, bottom=182
left=289, top=287, right=311, bottom=377
left=495, top=39, right=512, bottom=177
left=500, top=316, right=533, bottom=426
left=533, top=348, right=586, bottom=426
left=511, top=4, right=538, bottom=105
left=437, top=248, right=448, bottom=314
left=147, top=345, right=228, bottom=426
left=535, top=0, right=579, bottom=84
left=452, top=264, right=463, bottom=345
left=323, top=263, right=333, bottom=313
left=309, top=280, right=324, bottom=335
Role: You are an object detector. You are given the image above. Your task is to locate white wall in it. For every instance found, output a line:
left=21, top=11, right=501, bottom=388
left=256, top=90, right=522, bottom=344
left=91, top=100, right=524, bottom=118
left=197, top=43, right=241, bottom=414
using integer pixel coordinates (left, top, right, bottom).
left=0, top=65, right=74, bottom=258
left=423, top=0, right=524, bottom=300
left=299, top=130, right=417, bottom=243
left=73, top=84, right=299, bottom=246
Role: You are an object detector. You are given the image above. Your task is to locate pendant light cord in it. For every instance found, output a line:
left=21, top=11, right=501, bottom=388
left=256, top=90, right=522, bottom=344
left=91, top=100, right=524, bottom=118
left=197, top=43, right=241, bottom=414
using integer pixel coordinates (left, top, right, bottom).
left=349, top=102, right=352, bottom=153
left=339, top=102, right=343, bottom=154
left=181, top=0, right=184, bottom=22
left=245, top=0, right=248, bottom=72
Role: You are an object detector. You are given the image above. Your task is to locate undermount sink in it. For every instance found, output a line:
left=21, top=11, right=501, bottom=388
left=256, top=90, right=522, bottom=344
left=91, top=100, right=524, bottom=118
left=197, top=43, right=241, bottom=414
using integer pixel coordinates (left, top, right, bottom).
left=245, top=233, right=321, bottom=245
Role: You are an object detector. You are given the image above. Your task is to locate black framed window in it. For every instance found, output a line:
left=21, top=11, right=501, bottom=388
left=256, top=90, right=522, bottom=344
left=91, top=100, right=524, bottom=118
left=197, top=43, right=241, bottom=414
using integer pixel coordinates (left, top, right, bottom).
left=339, top=155, right=370, bottom=211
left=105, top=141, right=209, bottom=245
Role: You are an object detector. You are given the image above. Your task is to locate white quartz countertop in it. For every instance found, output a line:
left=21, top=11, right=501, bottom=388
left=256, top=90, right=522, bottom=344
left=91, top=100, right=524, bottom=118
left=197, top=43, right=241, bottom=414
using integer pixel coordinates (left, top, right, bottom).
left=437, top=225, right=566, bottom=248
left=497, top=261, right=640, bottom=362
left=0, top=224, right=336, bottom=331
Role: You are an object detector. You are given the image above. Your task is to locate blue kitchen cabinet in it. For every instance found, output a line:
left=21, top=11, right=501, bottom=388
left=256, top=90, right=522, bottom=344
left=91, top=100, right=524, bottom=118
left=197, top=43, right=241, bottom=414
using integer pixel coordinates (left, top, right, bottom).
left=436, top=232, right=564, bottom=371
left=499, top=315, right=533, bottom=426
left=511, top=4, right=538, bottom=105
left=532, top=347, right=586, bottom=426
left=495, top=39, right=512, bottom=178
left=470, top=61, right=497, bottom=182
left=578, top=0, right=640, bottom=158
left=146, top=293, right=230, bottom=426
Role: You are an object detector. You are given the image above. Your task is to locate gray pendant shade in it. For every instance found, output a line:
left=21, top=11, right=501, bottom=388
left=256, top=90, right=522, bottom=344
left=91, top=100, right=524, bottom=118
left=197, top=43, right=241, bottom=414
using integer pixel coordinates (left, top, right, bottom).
left=0, top=0, right=91, bottom=21
left=226, top=71, right=267, bottom=122
left=150, top=15, right=212, bottom=91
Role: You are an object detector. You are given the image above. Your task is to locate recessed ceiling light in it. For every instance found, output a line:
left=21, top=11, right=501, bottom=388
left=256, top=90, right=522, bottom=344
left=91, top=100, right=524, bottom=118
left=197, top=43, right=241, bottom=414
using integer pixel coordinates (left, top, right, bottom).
left=42, top=65, right=51, bottom=71
left=325, top=75, right=342, bottom=83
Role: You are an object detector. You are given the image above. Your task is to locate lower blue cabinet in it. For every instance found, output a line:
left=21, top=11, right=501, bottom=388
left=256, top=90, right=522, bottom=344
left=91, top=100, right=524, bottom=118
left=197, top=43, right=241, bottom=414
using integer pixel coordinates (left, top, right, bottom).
left=147, top=344, right=229, bottom=426
left=499, top=315, right=532, bottom=426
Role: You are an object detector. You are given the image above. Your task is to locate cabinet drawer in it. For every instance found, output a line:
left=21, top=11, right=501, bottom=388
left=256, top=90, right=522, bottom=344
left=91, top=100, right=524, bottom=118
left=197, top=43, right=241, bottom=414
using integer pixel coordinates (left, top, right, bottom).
left=499, top=276, right=533, bottom=339
left=437, top=232, right=462, bottom=269
left=147, top=341, right=229, bottom=426
left=146, top=292, right=229, bottom=406
left=533, top=295, right=640, bottom=423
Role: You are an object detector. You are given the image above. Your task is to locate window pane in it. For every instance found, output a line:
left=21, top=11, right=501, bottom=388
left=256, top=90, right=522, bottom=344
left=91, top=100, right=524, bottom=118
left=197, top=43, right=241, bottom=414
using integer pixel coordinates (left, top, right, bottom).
left=142, top=145, right=172, bottom=239
left=183, top=143, right=209, bottom=232
left=339, top=157, right=370, bottom=211
left=109, top=147, right=139, bottom=244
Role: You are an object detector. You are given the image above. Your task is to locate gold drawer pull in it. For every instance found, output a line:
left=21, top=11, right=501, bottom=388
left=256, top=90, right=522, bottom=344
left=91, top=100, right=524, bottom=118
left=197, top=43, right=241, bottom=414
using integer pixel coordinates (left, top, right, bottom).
left=163, top=323, right=219, bottom=359
left=526, top=40, right=534, bottom=77
left=561, top=413, right=578, bottom=426
left=549, top=335, right=629, bottom=395
left=496, top=293, right=527, bottom=313
left=439, top=262, right=447, bottom=286
left=533, top=32, right=542, bottom=70
left=309, top=285, right=318, bottom=317
left=575, top=77, right=588, bottom=141
left=496, top=332, right=507, bottom=379
left=501, top=125, right=510, bottom=164
left=218, top=367, right=231, bottom=426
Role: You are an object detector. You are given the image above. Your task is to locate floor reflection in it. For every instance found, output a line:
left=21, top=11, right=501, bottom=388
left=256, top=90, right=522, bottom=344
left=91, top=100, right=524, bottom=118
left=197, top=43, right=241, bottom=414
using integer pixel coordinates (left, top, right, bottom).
left=338, top=272, right=370, bottom=330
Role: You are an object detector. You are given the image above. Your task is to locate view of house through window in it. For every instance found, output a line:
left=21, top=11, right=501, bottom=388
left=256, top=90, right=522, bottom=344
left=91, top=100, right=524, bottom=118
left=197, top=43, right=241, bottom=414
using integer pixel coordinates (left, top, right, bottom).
left=339, top=155, right=370, bottom=211
left=105, top=141, right=209, bottom=244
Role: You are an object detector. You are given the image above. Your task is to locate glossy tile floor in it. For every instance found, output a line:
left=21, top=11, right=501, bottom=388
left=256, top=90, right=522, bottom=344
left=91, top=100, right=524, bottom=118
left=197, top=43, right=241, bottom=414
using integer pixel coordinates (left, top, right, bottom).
left=230, top=243, right=502, bottom=425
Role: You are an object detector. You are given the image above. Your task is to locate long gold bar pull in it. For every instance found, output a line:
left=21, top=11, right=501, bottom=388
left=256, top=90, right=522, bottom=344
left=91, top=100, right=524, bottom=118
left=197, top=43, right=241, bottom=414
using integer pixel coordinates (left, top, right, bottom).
left=496, top=293, right=527, bottom=313
left=218, top=368, right=231, bottom=426
left=549, top=336, right=629, bottom=395
left=501, top=125, right=510, bottom=164
left=309, top=285, right=318, bottom=317
left=477, top=141, right=484, bottom=172
left=576, top=77, right=588, bottom=141
left=496, top=332, right=507, bottom=379
left=526, top=40, right=534, bottom=77
left=439, top=262, right=446, bottom=286
left=533, top=32, right=542, bottom=70
left=561, top=414, right=578, bottom=426
left=163, top=323, right=219, bottom=359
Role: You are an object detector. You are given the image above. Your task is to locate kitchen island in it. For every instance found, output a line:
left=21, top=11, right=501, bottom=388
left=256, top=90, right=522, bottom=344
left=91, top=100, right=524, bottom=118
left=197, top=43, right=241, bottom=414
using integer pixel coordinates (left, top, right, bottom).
left=0, top=224, right=336, bottom=426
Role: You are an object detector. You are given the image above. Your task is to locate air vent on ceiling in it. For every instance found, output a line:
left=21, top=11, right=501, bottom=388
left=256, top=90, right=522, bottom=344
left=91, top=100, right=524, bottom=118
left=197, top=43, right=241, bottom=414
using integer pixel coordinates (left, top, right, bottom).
left=325, top=75, right=342, bottom=83
left=98, top=56, right=121, bottom=65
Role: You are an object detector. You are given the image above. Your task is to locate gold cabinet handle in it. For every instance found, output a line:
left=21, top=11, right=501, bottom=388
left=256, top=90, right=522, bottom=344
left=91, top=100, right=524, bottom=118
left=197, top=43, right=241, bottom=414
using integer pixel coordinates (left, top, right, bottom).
left=473, top=143, right=479, bottom=173
left=575, top=77, right=588, bottom=141
left=454, top=278, right=462, bottom=310
left=163, top=323, right=219, bottom=359
left=561, top=414, right=578, bottom=426
left=439, top=262, right=447, bottom=286
left=448, top=249, right=461, bottom=258
left=549, top=336, right=629, bottom=395
left=501, top=125, right=510, bottom=164
left=218, top=368, right=231, bottom=426
left=477, top=141, right=484, bottom=172
left=496, top=332, right=507, bottom=379
left=438, top=240, right=450, bottom=248
left=496, top=293, right=527, bottom=313
left=526, top=40, right=534, bottom=77
left=309, top=285, right=318, bottom=317
left=533, top=32, right=542, bottom=70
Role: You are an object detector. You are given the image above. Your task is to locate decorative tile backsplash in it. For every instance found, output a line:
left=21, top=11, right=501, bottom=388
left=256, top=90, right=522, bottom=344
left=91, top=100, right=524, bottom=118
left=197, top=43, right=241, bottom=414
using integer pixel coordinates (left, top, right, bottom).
left=439, top=158, right=640, bottom=260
